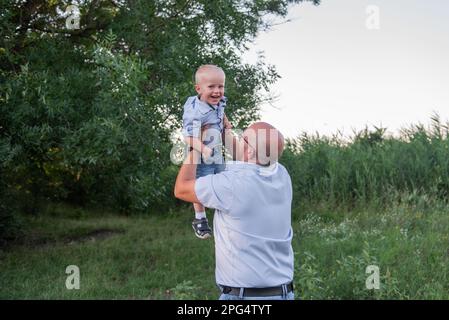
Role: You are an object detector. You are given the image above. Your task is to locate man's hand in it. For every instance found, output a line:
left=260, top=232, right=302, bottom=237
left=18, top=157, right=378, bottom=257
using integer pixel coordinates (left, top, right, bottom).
left=223, top=114, right=232, bottom=130
left=201, top=145, right=213, bottom=161
left=174, top=149, right=201, bottom=203
left=199, top=124, right=214, bottom=161
left=174, top=123, right=215, bottom=203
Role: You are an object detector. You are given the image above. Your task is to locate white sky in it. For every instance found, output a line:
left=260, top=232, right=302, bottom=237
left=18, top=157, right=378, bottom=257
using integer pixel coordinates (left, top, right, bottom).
left=243, top=0, right=449, bottom=138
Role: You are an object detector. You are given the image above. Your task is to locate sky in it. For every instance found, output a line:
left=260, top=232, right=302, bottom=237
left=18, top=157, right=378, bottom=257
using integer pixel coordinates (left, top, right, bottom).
left=243, top=0, right=449, bottom=138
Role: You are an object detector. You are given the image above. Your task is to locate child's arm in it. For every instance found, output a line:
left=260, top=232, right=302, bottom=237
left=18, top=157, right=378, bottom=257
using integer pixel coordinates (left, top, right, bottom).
left=182, top=101, right=213, bottom=160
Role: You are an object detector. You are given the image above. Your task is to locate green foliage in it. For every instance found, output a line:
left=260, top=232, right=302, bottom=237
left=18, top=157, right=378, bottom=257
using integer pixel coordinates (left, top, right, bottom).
left=282, top=115, right=449, bottom=210
left=2, top=0, right=321, bottom=222
left=170, top=280, right=201, bottom=300
left=293, top=199, right=449, bottom=299
left=0, top=136, right=23, bottom=244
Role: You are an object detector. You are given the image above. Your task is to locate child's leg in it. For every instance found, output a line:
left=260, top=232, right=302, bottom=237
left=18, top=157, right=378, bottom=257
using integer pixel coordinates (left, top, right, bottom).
left=192, top=202, right=212, bottom=239
left=194, top=163, right=208, bottom=220
left=193, top=202, right=206, bottom=220
left=191, top=163, right=212, bottom=239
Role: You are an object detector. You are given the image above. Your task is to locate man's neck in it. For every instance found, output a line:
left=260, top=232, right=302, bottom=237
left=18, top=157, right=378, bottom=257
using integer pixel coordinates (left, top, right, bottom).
left=239, top=156, right=258, bottom=165
left=242, top=156, right=271, bottom=167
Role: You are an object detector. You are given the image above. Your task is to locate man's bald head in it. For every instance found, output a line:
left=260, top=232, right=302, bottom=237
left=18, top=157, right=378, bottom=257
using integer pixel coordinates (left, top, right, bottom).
left=243, top=122, right=285, bottom=166
left=195, top=65, right=225, bottom=84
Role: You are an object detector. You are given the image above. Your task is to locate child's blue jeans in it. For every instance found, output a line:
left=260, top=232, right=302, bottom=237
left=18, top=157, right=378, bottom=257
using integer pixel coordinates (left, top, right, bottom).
left=196, top=162, right=225, bottom=178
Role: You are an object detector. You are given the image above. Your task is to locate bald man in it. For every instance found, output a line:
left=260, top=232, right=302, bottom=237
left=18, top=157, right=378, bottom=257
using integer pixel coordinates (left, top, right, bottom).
left=174, top=122, right=295, bottom=300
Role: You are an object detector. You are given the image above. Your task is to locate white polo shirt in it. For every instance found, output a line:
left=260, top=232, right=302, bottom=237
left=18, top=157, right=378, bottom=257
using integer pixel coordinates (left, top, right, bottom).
left=195, top=161, right=294, bottom=288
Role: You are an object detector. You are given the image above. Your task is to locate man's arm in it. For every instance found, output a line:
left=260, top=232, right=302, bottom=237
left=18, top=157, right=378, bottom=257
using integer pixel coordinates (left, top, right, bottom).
left=223, top=114, right=232, bottom=130
left=223, top=127, right=244, bottom=161
left=174, top=149, right=201, bottom=203
left=222, top=114, right=247, bottom=161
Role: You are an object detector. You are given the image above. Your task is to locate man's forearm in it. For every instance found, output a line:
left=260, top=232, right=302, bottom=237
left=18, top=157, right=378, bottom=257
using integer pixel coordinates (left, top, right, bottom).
left=179, top=149, right=198, bottom=178
left=174, top=150, right=201, bottom=203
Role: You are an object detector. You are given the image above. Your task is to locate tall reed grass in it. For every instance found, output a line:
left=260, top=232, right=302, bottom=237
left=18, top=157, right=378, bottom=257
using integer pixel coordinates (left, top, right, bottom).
left=282, top=115, right=449, bottom=210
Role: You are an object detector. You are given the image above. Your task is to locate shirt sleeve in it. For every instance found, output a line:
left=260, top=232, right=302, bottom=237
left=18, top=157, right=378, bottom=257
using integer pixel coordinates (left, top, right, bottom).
left=195, top=172, right=233, bottom=212
left=220, top=96, right=227, bottom=109
left=182, top=98, right=202, bottom=138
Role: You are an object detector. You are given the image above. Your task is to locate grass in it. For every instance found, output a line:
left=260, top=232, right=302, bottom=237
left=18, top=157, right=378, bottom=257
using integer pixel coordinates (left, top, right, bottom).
left=3, top=117, right=449, bottom=299
left=0, top=204, right=216, bottom=299
left=293, top=200, right=449, bottom=299
left=1, top=200, right=449, bottom=299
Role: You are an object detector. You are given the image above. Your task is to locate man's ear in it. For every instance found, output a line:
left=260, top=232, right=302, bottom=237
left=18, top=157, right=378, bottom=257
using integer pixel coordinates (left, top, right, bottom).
left=194, top=84, right=201, bottom=95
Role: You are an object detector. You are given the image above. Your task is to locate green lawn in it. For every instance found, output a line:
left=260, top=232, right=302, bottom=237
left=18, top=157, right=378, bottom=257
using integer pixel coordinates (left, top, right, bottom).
left=1, top=201, right=448, bottom=299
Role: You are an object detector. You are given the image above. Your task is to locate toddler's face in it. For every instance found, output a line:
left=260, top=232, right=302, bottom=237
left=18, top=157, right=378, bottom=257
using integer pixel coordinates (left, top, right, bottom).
left=195, top=70, right=225, bottom=106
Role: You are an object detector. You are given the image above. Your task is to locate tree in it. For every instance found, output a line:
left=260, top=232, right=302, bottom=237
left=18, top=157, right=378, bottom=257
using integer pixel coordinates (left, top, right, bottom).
left=0, top=0, right=320, bottom=216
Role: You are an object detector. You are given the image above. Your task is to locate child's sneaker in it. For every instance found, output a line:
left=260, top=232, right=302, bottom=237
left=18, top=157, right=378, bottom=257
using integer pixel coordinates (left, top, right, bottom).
left=192, top=218, right=212, bottom=239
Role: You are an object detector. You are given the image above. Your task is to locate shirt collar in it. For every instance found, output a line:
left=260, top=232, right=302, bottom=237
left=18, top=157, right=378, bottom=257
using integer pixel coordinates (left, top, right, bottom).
left=196, top=95, right=216, bottom=107
left=196, top=95, right=227, bottom=109
left=258, top=162, right=279, bottom=176
left=226, top=161, right=279, bottom=176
